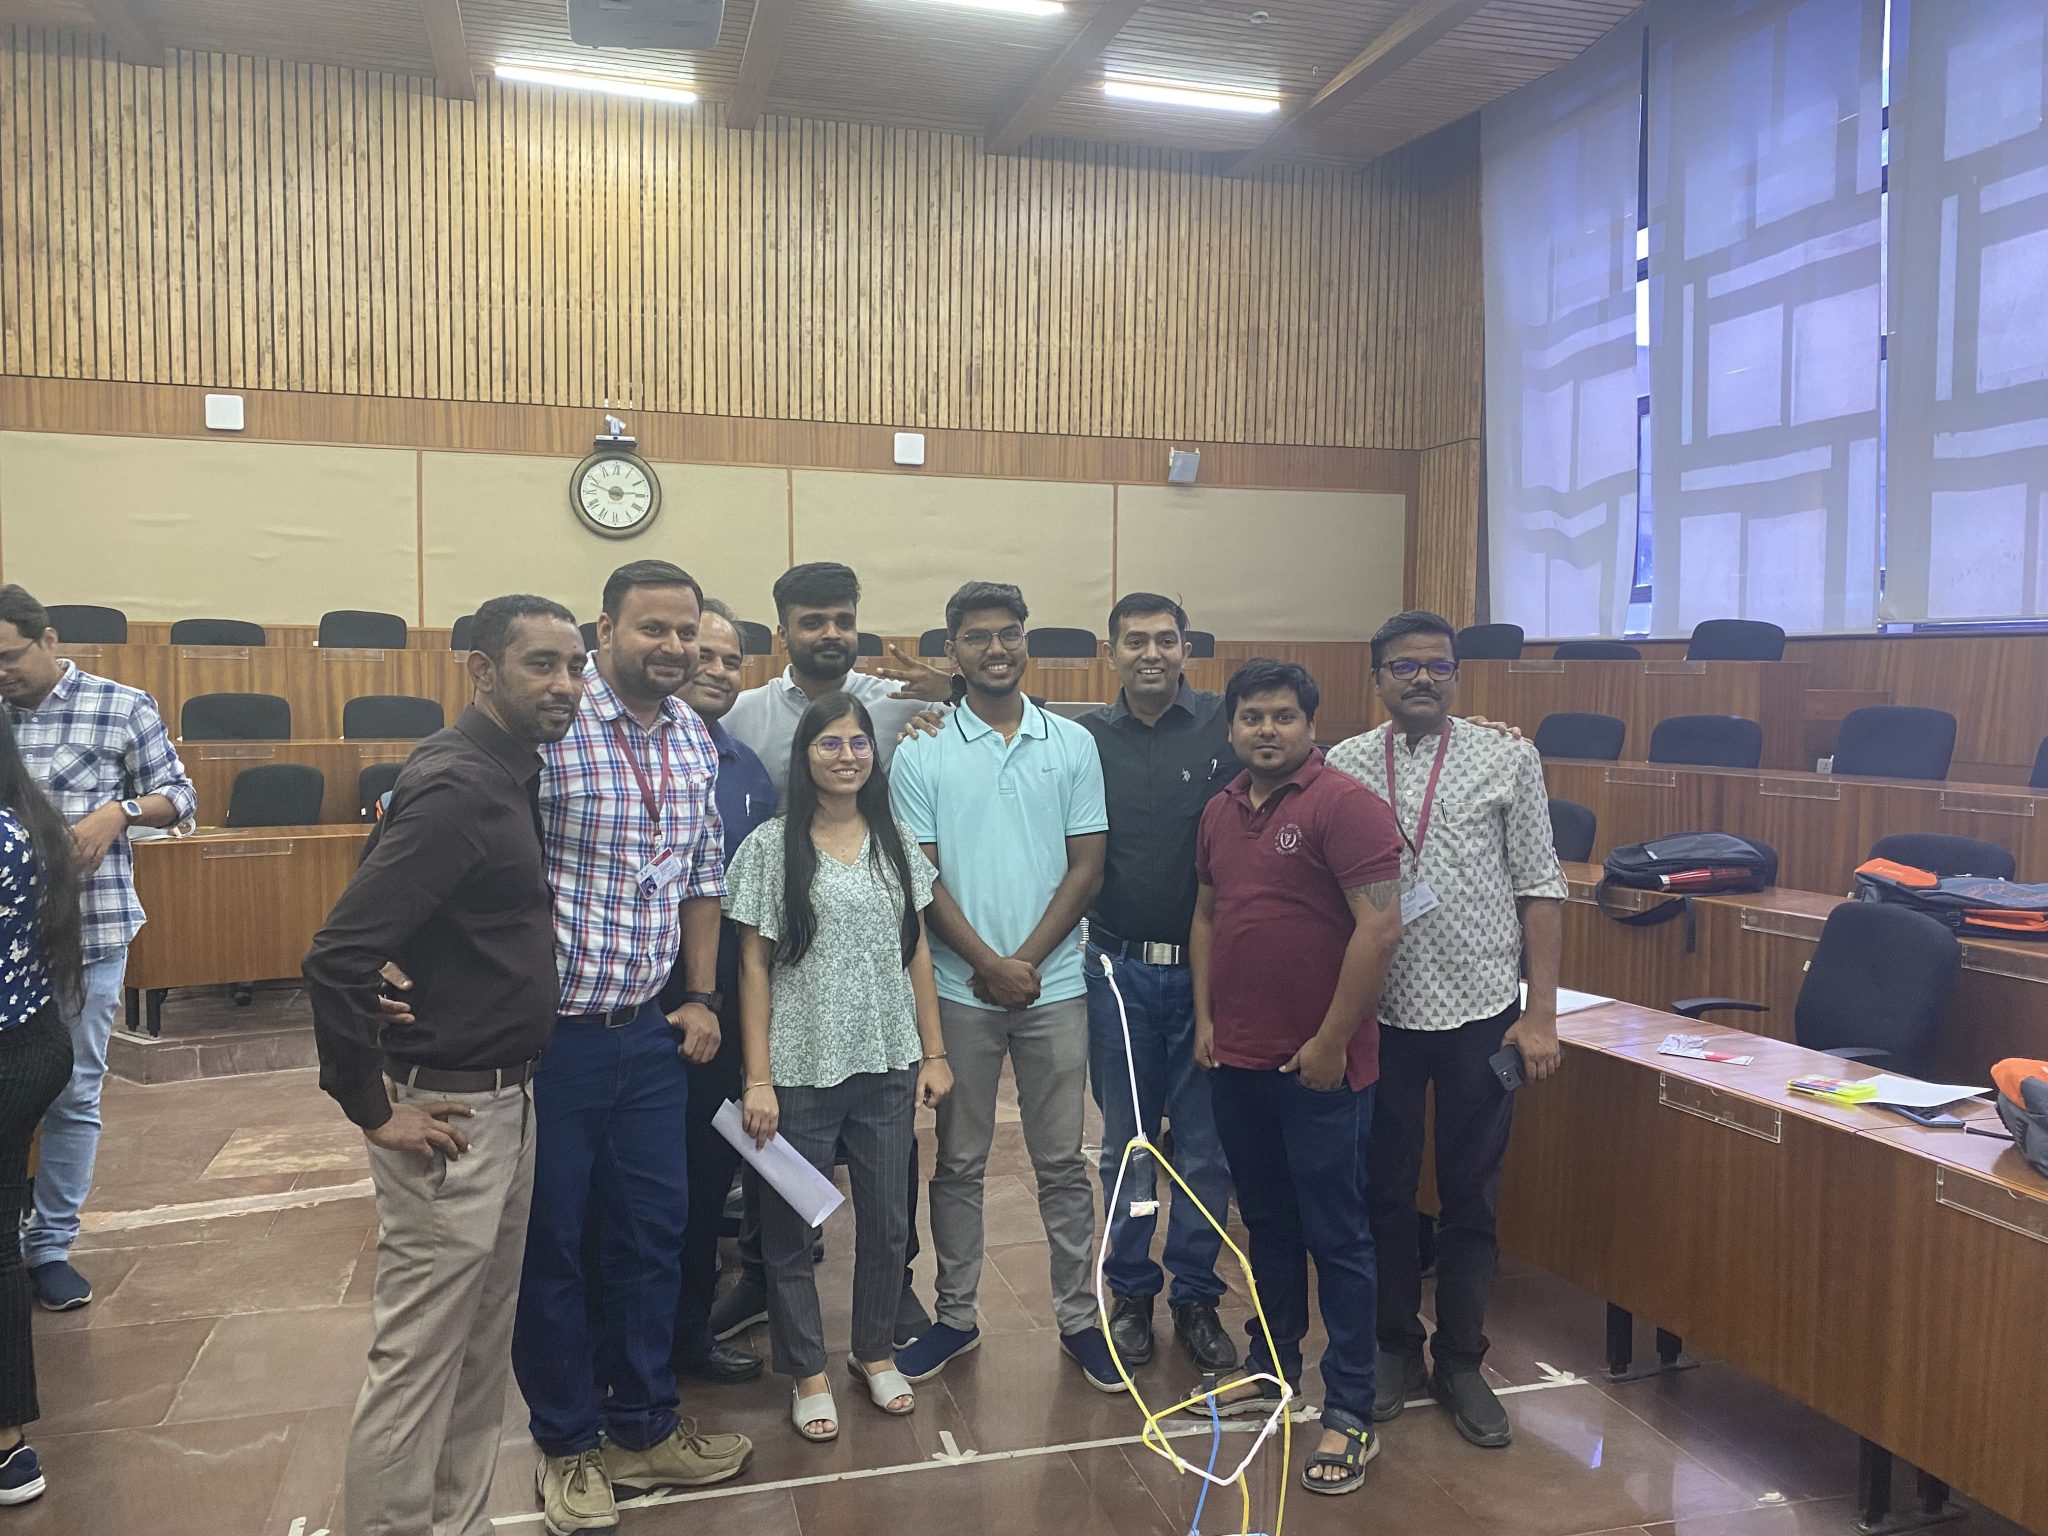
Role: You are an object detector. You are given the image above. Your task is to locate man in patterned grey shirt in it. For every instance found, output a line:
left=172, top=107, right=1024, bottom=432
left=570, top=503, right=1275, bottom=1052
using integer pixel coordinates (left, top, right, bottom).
left=1325, top=610, right=1566, bottom=1452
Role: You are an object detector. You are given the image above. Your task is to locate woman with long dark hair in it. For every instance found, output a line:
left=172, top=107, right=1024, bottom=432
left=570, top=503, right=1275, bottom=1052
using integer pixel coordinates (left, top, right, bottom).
left=727, top=692, right=951, bottom=1442
left=0, top=711, right=81, bottom=1506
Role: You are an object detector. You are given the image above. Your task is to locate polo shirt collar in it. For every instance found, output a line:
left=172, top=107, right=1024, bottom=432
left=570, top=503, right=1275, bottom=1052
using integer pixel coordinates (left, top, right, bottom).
left=581, top=659, right=683, bottom=733
left=953, top=696, right=1049, bottom=743
left=1226, top=746, right=1327, bottom=804
left=1108, top=677, right=1195, bottom=725
left=455, top=705, right=542, bottom=784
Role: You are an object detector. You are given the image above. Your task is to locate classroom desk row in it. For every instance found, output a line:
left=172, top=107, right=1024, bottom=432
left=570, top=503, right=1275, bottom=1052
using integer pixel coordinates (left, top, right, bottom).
left=1459, top=658, right=1812, bottom=769
left=1556, top=862, right=2046, bottom=1083
left=1502, top=1003, right=2048, bottom=1532
left=1543, top=756, right=2044, bottom=895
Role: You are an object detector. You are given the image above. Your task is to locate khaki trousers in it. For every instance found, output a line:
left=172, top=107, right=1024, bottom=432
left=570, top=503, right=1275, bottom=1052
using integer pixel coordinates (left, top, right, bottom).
left=345, top=1078, right=536, bottom=1536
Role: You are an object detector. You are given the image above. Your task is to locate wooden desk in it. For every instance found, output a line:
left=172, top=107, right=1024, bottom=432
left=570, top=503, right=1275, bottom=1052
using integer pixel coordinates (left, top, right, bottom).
left=1556, top=862, right=2048, bottom=1082
left=1542, top=757, right=2046, bottom=893
left=1505, top=1004, right=2048, bottom=1531
left=1458, top=658, right=1811, bottom=769
left=124, top=826, right=370, bottom=1035
left=57, top=643, right=473, bottom=740
left=178, top=738, right=420, bottom=825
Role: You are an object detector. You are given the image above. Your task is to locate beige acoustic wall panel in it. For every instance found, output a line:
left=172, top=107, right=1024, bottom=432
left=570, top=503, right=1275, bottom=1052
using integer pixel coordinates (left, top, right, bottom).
left=790, top=471, right=1115, bottom=636
left=1116, top=488, right=1408, bottom=641
left=0, top=431, right=416, bottom=623
left=420, top=455, right=791, bottom=628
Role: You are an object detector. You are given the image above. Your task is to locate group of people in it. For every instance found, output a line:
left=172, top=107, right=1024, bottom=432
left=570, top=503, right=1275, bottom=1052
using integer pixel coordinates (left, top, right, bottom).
left=0, top=558, right=1568, bottom=1534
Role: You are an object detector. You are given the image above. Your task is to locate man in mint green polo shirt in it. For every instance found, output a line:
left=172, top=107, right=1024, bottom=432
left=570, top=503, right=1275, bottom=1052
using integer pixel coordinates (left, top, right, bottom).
left=888, top=581, right=1114, bottom=1390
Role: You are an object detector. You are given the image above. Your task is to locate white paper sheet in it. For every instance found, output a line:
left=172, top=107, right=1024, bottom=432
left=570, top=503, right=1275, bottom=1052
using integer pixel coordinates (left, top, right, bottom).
left=1521, top=983, right=1613, bottom=1016
left=712, top=1099, right=846, bottom=1228
left=1860, top=1075, right=1990, bottom=1110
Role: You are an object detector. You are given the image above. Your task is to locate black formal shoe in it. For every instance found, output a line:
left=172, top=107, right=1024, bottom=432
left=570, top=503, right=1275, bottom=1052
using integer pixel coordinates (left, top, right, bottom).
left=1431, top=1365, right=1512, bottom=1448
left=1172, top=1302, right=1239, bottom=1374
left=1108, top=1294, right=1155, bottom=1366
left=676, top=1340, right=765, bottom=1383
left=1373, top=1349, right=1428, bottom=1422
left=708, top=1273, right=768, bottom=1341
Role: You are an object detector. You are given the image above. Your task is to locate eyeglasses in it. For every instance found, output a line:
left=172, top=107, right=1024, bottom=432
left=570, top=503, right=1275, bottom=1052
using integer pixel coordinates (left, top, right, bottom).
left=813, top=734, right=874, bottom=758
left=1382, top=658, right=1458, bottom=682
left=956, top=625, right=1025, bottom=651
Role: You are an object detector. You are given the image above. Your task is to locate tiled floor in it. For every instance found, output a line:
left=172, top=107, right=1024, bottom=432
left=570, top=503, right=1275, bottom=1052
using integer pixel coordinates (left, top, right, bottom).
left=31, top=1031, right=2033, bottom=1536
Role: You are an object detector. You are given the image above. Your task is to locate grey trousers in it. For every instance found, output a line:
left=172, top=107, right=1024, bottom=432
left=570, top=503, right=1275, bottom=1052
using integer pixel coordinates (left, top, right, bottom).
left=345, top=1079, right=535, bottom=1536
left=931, top=996, right=1095, bottom=1335
left=762, top=1068, right=916, bottom=1378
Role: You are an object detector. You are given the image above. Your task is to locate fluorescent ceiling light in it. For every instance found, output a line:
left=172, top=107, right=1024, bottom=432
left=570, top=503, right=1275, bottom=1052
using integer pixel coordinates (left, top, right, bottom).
left=1102, top=73, right=1281, bottom=115
left=895, top=0, right=1066, bottom=15
left=494, top=62, right=698, bottom=105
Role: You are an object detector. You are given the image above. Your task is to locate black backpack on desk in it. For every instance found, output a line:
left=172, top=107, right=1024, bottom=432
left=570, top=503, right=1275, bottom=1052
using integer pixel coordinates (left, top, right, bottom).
left=1595, top=832, right=1779, bottom=950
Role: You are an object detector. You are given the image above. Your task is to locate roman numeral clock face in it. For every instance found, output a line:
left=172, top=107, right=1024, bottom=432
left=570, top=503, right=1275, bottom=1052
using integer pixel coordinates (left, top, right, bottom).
left=570, top=450, right=662, bottom=538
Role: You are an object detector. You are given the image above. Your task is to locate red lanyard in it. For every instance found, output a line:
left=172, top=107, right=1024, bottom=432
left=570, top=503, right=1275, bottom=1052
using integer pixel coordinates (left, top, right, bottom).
left=1385, top=725, right=1451, bottom=867
left=609, top=717, right=674, bottom=838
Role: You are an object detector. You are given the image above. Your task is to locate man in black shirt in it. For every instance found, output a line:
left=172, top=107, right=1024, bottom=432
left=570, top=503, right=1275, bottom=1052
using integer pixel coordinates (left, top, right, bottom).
left=1077, top=594, right=1239, bottom=1375
left=304, top=594, right=586, bottom=1536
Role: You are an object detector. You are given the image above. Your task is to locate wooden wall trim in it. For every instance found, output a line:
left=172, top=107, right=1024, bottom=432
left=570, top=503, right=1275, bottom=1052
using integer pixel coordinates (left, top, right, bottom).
left=0, top=378, right=1418, bottom=492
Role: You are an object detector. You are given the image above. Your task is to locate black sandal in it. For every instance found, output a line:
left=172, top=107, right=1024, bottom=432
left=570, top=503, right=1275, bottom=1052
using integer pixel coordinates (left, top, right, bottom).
left=1195, top=1376, right=1292, bottom=1420
left=1301, top=1410, right=1379, bottom=1495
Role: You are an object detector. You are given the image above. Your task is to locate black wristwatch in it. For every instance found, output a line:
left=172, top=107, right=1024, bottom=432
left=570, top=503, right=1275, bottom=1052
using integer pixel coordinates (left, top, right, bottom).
left=676, top=989, right=723, bottom=1012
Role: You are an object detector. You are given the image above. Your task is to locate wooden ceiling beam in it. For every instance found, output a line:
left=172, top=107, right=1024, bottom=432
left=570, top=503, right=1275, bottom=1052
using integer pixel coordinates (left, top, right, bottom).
left=420, top=0, right=474, bottom=100
left=727, top=0, right=799, bottom=130
left=986, top=0, right=1146, bottom=155
left=79, top=0, right=162, bottom=66
left=1225, top=0, right=1491, bottom=176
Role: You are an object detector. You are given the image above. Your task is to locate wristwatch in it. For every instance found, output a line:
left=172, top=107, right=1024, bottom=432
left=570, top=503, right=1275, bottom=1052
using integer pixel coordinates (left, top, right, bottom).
left=677, top=989, right=723, bottom=1012
left=119, top=798, right=145, bottom=824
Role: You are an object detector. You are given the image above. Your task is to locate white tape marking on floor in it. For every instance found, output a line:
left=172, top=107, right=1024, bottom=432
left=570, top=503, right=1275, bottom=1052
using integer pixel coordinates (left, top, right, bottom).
left=82, top=1179, right=374, bottom=1233
left=482, top=1363, right=1589, bottom=1527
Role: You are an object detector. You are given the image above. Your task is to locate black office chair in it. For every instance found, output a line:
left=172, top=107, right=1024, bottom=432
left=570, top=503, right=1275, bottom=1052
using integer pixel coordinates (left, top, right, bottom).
left=180, top=692, right=291, bottom=741
left=169, top=618, right=266, bottom=646
left=358, top=762, right=403, bottom=821
left=1548, top=798, right=1598, bottom=863
left=224, top=764, right=325, bottom=828
left=735, top=620, right=773, bottom=656
left=1648, top=715, right=1764, bottom=770
left=918, top=628, right=950, bottom=658
left=319, top=609, right=409, bottom=649
left=1685, top=618, right=1786, bottom=661
left=1869, top=832, right=2016, bottom=881
left=1455, top=623, right=1524, bottom=660
left=2032, top=738, right=2048, bottom=791
left=1675, top=901, right=1960, bottom=1078
left=857, top=632, right=884, bottom=657
left=1184, top=630, right=1217, bottom=658
left=580, top=621, right=600, bottom=652
left=1553, top=640, right=1642, bottom=660
left=1534, top=712, right=1627, bottom=761
left=1832, top=706, right=1957, bottom=781
left=45, top=604, right=127, bottom=643
left=342, top=695, right=444, bottom=740
left=1027, top=627, right=1098, bottom=659
left=450, top=614, right=475, bottom=651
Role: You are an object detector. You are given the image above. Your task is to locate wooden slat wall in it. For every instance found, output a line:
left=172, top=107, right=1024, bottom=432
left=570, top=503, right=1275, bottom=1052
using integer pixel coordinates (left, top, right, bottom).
left=1410, top=439, right=1481, bottom=623
left=0, top=28, right=1485, bottom=452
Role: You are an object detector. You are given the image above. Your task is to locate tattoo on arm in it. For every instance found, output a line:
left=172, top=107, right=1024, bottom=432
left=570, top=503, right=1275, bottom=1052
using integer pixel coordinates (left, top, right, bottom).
left=1347, top=880, right=1401, bottom=911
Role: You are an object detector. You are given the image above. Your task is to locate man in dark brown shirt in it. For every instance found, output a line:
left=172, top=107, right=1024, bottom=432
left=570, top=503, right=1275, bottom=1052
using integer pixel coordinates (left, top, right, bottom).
left=303, top=594, right=585, bottom=1536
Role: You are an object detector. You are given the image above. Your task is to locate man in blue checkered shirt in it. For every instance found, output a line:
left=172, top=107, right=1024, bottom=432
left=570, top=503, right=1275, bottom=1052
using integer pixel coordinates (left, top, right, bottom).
left=0, top=585, right=196, bottom=1313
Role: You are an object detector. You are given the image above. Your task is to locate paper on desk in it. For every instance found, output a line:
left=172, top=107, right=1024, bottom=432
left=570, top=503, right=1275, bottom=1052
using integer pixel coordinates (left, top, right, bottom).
left=713, top=1099, right=845, bottom=1228
left=1521, top=983, right=1613, bottom=1016
left=1860, top=1075, right=1989, bottom=1110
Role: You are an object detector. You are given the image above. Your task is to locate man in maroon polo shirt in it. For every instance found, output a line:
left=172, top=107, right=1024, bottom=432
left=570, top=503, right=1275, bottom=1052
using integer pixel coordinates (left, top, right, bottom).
left=1190, top=657, right=1405, bottom=1498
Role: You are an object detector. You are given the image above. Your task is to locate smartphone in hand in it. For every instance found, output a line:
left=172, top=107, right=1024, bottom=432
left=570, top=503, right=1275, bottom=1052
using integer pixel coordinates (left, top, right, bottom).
left=1488, top=1043, right=1527, bottom=1093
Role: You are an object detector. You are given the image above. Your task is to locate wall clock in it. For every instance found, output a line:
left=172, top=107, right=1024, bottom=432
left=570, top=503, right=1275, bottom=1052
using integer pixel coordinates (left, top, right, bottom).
left=571, top=446, right=661, bottom=538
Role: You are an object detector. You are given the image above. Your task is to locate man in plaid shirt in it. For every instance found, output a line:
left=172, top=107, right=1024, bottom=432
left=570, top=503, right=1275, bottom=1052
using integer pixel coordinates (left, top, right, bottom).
left=0, top=585, right=196, bottom=1313
left=509, top=560, right=752, bottom=1535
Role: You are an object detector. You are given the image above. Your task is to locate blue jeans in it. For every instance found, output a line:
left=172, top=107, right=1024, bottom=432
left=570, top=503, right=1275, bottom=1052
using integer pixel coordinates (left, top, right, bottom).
left=512, top=1002, right=689, bottom=1456
left=1084, top=948, right=1228, bottom=1308
left=23, top=951, right=125, bottom=1269
left=1208, top=1067, right=1377, bottom=1425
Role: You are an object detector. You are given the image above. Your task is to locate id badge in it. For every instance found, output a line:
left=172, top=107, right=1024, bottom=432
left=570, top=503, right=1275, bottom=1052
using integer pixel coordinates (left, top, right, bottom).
left=636, top=848, right=683, bottom=900
left=1400, top=879, right=1441, bottom=926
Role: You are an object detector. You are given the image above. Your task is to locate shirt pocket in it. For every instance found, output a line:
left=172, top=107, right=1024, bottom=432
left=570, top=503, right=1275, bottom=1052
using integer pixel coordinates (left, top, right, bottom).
left=44, top=744, right=107, bottom=799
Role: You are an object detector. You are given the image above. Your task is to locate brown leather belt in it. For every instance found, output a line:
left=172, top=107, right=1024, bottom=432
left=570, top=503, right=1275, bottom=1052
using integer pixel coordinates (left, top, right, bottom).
left=385, top=1060, right=536, bottom=1093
